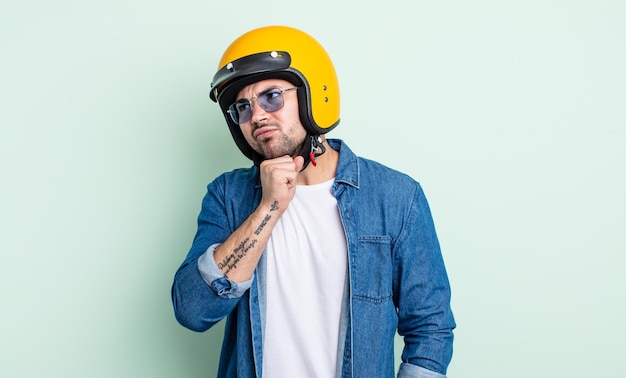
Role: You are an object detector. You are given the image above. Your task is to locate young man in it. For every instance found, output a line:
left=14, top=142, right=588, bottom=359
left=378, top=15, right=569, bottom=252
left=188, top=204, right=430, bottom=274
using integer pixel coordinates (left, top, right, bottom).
left=172, top=26, right=455, bottom=378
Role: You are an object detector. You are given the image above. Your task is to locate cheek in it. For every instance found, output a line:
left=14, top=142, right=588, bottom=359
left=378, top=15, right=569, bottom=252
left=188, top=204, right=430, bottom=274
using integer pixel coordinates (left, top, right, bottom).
left=239, top=125, right=256, bottom=145
left=283, top=105, right=306, bottom=136
left=289, top=118, right=307, bottom=138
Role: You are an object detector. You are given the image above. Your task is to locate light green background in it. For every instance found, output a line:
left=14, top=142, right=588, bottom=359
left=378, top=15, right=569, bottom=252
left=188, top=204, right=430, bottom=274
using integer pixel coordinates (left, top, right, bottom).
left=1, top=1, right=624, bottom=377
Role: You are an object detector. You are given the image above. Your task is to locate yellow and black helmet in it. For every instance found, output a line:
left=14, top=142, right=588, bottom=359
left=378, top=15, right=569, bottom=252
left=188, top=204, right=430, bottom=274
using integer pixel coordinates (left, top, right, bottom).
left=209, top=25, right=340, bottom=163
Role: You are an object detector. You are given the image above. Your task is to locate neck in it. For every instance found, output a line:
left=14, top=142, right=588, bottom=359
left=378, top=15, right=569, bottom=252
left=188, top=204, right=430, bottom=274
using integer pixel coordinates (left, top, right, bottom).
left=297, top=139, right=338, bottom=185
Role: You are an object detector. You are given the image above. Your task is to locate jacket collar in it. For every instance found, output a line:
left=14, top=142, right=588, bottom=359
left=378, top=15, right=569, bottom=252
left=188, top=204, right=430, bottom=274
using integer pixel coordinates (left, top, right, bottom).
left=328, top=139, right=359, bottom=189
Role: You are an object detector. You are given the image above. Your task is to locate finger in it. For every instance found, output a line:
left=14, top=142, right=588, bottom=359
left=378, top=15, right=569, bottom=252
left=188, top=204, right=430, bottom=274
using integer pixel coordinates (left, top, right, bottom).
left=260, top=155, right=297, bottom=170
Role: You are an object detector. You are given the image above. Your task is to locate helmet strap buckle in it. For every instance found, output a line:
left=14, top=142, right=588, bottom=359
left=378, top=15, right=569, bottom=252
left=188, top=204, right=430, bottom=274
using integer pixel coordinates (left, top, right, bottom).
left=308, top=136, right=325, bottom=167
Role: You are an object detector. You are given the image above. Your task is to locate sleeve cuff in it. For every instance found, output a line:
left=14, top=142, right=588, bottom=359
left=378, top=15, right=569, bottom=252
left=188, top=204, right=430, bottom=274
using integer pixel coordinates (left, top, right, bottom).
left=398, top=363, right=446, bottom=378
left=197, top=243, right=253, bottom=299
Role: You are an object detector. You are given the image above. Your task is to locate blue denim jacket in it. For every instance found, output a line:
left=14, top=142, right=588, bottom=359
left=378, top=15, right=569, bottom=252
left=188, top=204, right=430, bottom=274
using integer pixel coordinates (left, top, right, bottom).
left=172, top=139, right=455, bottom=377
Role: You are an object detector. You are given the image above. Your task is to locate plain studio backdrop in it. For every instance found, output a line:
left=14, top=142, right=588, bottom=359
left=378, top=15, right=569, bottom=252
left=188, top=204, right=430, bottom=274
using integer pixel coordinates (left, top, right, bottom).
left=1, top=1, right=624, bottom=377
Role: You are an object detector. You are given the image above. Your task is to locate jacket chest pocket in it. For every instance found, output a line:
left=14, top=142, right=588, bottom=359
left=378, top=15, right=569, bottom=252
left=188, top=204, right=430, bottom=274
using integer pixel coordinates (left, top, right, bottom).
left=352, top=235, right=393, bottom=304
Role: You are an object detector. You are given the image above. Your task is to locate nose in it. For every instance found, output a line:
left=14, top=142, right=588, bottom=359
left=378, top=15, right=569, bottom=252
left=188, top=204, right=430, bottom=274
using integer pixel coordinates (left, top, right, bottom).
left=249, top=98, right=269, bottom=123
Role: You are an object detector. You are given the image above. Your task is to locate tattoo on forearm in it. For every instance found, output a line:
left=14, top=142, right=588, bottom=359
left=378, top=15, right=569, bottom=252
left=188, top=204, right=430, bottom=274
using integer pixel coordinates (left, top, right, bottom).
left=218, top=237, right=257, bottom=277
left=218, top=201, right=279, bottom=278
left=254, top=215, right=270, bottom=235
left=254, top=201, right=278, bottom=235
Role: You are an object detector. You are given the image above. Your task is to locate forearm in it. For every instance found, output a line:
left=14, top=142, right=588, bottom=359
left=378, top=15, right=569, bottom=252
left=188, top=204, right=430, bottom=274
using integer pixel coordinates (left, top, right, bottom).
left=212, top=155, right=301, bottom=282
left=173, top=199, right=286, bottom=331
left=172, top=156, right=300, bottom=330
left=213, top=199, right=282, bottom=282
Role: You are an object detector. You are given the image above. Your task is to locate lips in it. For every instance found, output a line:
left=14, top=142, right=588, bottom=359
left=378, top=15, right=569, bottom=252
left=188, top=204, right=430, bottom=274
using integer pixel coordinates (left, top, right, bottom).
left=253, top=126, right=277, bottom=140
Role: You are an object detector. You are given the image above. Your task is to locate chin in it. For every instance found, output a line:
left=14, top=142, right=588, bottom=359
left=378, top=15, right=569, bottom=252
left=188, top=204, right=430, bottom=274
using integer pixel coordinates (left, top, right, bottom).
left=259, top=144, right=296, bottom=160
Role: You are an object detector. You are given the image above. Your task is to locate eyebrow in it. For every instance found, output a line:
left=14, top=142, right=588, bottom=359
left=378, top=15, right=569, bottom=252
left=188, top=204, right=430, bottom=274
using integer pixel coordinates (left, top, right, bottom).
left=236, top=86, right=282, bottom=101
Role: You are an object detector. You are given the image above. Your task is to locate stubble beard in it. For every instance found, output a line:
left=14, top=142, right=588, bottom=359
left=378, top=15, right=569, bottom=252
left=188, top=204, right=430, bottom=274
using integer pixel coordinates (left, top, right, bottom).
left=257, top=133, right=302, bottom=160
left=252, top=122, right=305, bottom=160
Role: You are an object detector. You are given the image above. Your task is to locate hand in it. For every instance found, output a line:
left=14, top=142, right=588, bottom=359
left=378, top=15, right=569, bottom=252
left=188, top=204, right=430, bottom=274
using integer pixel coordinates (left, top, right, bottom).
left=258, top=155, right=304, bottom=213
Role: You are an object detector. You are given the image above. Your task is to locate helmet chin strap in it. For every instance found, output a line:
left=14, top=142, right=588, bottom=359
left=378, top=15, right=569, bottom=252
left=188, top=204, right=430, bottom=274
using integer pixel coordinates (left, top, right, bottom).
left=296, top=135, right=326, bottom=171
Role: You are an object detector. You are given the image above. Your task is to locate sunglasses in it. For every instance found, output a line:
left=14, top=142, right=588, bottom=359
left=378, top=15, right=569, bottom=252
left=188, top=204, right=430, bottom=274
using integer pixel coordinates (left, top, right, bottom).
left=227, top=87, right=298, bottom=125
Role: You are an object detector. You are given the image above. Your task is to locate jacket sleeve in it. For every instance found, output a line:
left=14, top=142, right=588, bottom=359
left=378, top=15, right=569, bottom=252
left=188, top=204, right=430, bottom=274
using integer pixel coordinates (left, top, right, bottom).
left=393, top=183, right=456, bottom=376
left=171, top=177, right=252, bottom=332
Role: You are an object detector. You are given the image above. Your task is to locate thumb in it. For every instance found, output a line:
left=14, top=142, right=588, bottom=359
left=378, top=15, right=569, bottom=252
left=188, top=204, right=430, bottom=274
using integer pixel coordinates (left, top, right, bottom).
left=293, top=155, right=305, bottom=172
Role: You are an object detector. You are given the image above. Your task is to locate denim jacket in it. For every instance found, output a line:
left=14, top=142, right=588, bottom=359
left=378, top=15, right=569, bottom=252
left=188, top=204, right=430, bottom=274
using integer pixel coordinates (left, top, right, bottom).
left=172, top=139, right=455, bottom=377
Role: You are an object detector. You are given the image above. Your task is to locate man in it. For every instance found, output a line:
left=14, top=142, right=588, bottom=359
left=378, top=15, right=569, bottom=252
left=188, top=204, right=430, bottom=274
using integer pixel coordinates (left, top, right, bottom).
left=172, top=25, right=455, bottom=378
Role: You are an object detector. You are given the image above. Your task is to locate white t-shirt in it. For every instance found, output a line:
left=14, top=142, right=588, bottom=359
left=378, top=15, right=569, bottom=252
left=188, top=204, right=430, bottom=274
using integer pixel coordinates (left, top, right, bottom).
left=262, top=178, right=347, bottom=377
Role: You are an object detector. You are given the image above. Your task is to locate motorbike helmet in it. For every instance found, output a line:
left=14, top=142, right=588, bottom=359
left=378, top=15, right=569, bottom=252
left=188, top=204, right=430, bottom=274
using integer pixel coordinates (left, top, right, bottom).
left=209, top=25, right=340, bottom=165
